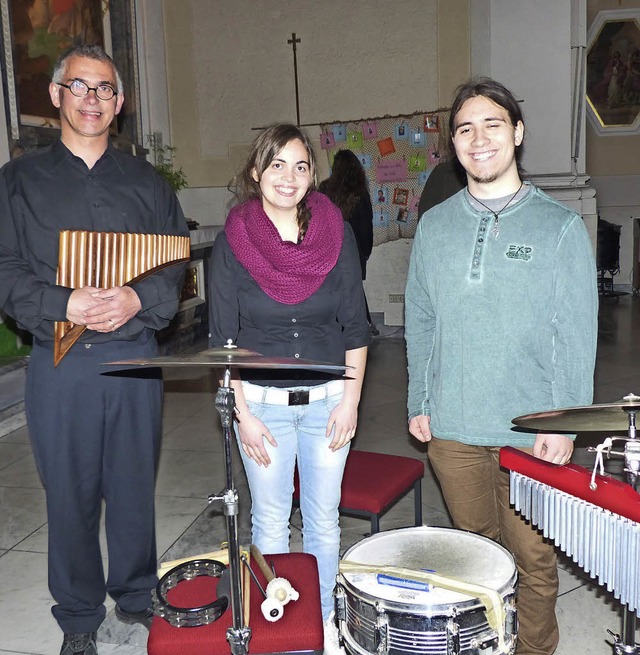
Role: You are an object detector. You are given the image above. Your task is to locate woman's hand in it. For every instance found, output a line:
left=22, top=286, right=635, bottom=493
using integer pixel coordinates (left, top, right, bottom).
left=236, top=409, right=277, bottom=467
left=326, top=399, right=359, bottom=451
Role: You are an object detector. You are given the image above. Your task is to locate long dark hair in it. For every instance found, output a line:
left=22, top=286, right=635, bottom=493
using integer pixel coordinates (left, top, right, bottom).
left=448, top=77, right=525, bottom=173
left=230, top=123, right=317, bottom=239
left=318, top=150, right=369, bottom=222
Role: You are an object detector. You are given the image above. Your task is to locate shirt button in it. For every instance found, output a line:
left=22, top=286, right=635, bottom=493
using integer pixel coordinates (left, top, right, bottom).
left=291, top=318, right=297, bottom=323
left=293, top=332, right=298, bottom=337
left=294, top=353, right=300, bottom=358
left=84, top=344, right=92, bottom=349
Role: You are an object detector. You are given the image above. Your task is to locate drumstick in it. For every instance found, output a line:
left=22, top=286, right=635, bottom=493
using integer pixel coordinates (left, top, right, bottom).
left=250, top=544, right=275, bottom=582
left=243, top=551, right=251, bottom=626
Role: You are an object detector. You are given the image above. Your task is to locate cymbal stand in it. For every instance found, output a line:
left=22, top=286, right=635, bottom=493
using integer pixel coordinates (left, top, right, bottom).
left=589, top=407, right=640, bottom=655
left=209, top=365, right=251, bottom=655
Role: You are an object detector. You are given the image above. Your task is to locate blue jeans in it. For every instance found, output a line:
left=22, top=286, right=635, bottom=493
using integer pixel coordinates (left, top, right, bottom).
left=237, top=382, right=349, bottom=620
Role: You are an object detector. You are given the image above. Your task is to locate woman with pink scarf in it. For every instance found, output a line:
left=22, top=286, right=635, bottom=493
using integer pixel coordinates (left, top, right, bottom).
left=208, top=124, right=370, bottom=631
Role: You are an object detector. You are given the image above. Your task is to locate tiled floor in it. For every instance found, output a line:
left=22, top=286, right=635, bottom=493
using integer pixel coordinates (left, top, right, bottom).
left=1, top=295, right=639, bottom=655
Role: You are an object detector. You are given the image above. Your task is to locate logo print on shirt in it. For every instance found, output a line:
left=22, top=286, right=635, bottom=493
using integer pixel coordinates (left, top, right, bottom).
left=506, top=245, right=532, bottom=261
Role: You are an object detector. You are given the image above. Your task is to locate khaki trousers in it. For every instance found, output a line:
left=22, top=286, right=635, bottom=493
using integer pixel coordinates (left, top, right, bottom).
left=428, top=437, right=559, bottom=655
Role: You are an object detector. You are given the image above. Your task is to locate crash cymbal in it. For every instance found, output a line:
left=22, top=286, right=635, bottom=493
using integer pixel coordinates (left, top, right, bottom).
left=107, top=347, right=350, bottom=372
left=512, top=394, right=640, bottom=432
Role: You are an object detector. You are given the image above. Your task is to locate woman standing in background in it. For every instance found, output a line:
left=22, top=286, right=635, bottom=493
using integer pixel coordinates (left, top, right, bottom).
left=319, top=150, right=375, bottom=332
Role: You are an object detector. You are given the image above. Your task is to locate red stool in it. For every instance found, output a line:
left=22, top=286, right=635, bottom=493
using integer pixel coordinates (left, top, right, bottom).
left=294, top=450, right=425, bottom=534
left=147, top=552, right=323, bottom=655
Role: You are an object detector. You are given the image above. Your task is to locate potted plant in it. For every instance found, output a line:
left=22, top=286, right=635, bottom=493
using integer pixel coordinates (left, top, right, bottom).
left=146, top=134, right=189, bottom=194
left=146, top=134, right=196, bottom=228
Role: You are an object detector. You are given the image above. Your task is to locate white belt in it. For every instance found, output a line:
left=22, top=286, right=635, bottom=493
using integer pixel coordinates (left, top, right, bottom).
left=242, top=379, right=344, bottom=406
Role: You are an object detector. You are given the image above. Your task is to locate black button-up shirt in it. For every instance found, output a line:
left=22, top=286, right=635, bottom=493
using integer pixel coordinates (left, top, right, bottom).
left=0, top=140, right=189, bottom=343
left=208, top=225, right=371, bottom=387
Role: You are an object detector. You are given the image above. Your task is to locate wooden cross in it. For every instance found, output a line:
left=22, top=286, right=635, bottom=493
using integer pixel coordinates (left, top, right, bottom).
left=287, top=33, right=302, bottom=126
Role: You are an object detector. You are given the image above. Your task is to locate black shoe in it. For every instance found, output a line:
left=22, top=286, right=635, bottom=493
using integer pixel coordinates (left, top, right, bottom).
left=60, top=632, right=97, bottom=655
left=114, top=604, right=154, bottom=629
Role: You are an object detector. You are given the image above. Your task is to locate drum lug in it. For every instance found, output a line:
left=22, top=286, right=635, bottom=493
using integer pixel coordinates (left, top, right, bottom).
left=334, top=587, right=346, bottom=623
left=505, top=601, right=518, bottom=636
left=470, top=632, right=499, bottom=654
left=446, top=618, right=461, bottom=655
left=374, top=603, right=389, bottom=654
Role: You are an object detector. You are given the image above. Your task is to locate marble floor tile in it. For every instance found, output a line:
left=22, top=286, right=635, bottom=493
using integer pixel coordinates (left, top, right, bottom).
left=0, top=550, right=62, bottom=655
left=0, top=452, right=43, bottom=490
left=160, top=412, right=225, bottom=453
left=556, top=583, right=636, bottom=655
left=0, top=424, right=30, bottom=445
left=95, top=645, right=148, bottom=655
left=0, top=442, right=32, bottom=472
left=155, top=447, right=226, bottom=499
left=0, top=486, right=47, bottom=550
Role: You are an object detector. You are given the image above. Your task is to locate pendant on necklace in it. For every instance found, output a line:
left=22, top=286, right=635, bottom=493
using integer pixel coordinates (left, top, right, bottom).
left=492, top=215, right=500, bottom=239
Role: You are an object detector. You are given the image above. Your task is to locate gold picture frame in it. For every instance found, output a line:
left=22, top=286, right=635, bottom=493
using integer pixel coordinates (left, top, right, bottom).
left=586, top=9, right=640, bottom=136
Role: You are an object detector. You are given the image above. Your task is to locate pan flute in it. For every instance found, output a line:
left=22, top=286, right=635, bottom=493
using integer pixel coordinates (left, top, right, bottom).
left=500, top=446, right=640, bottom=614
left=54, top=229, right=191, bottom=366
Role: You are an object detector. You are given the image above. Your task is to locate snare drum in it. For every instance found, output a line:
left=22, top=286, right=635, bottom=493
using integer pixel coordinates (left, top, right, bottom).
left=336, top=527, right=517, bottom=655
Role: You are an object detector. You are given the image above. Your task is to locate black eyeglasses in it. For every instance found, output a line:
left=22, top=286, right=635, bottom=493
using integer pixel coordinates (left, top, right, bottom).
left=57, top=79, right=117, bottom=101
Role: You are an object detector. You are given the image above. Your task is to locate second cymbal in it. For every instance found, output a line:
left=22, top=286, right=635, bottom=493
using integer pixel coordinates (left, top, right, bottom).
left=512, top=394, right=640, bottom=432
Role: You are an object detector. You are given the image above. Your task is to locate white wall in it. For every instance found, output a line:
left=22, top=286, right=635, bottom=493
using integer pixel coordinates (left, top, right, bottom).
left=163, top=0, right=441, bottom=188
left=471, top=0, right=577, bottom=177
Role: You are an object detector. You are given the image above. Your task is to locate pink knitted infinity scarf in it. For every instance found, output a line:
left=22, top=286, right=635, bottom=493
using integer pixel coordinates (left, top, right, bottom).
left=225, top=191, right=344, bottom=304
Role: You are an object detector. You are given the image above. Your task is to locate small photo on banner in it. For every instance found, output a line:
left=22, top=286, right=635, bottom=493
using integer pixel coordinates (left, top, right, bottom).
left=357, top=153, right=372, bottom=169
left=333, top=124, right=347, bottom=142
left=320, top=131, right=335, bottom=150
left=411, top=129, right=426, bottom=147
left=377, top=137, right=395, bottom=156
left=363, top=121, right=378, bottom=139
left=375, top=209, right=390, bottom=227
left=429, top=149, right=441, bottom=164
left=396, top=208, right=409, bottom=223
left=392, top=188, right=409, bottom=206
left=410, top=194, right=420, bottom=213
left=394, top=122, right=410, bottom=141
left=375, top=185, right=389, bottom=204
left=408, top=154, right=427, bottom=172
left=347, top=130, right=363, bottom=150
left=424, top=114, right=440, bottom=132
left=418, top=169, right=432, bottom=186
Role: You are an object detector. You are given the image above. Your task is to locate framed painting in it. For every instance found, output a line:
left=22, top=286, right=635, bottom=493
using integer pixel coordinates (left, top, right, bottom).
left=586, top=9, right=640, bottom=135
left=0, top=0, right=140, bottom=151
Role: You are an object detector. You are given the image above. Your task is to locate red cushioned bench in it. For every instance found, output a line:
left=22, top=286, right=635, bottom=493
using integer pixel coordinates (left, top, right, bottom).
left=147, top=552, right=323, bottom=655
left=294, top=450, right=425, bottom=534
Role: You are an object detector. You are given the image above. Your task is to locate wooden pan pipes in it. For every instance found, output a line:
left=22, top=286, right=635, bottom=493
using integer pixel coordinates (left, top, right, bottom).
left=53, top=229, right=191, bottom=366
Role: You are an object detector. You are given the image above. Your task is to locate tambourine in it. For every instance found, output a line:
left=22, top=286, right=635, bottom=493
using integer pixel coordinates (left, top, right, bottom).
left=152, top=559, right=229, bottom=627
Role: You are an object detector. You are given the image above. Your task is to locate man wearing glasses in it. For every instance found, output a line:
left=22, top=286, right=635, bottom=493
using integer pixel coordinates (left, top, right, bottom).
left=0, top=45, right=188, bottom=655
